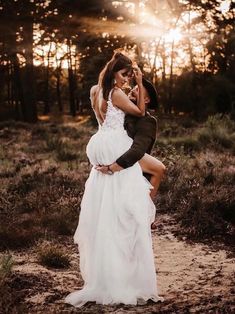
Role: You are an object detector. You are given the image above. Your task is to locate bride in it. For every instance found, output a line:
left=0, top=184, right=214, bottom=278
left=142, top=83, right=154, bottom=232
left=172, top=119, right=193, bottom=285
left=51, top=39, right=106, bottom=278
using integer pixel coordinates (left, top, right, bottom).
left=65, top=51, right=164, bottom=307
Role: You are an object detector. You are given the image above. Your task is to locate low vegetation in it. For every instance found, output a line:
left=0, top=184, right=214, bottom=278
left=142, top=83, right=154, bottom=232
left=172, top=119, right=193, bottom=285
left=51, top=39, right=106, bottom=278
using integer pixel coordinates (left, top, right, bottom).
left=37, top=242, right=70, bottom=269
left=155, top=114, right=235, bottom=245
left=0, top=114, right=234, bottom=312
left=0, top=114, right=234, bottom=250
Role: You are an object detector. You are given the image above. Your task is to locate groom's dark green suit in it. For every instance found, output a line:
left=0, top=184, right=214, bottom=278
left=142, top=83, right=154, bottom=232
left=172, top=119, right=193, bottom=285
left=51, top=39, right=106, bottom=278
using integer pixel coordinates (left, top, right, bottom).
left=116, top=113, right=157, bottom=169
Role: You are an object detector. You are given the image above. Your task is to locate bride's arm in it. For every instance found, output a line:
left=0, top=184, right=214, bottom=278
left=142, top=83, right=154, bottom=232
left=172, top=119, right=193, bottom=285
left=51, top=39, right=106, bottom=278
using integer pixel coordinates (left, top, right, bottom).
left=112, top=67, right=145, bottom=117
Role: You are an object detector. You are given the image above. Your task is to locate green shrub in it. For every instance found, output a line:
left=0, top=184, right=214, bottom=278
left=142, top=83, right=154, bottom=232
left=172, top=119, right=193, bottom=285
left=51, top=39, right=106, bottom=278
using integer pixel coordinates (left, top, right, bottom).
left=40, top=206, right=78, bottom=236
left=0, top=254, right=17, bottom=314
left=0, top=255, right=13, bottom=283
left=31, top=124, right=47, bottom=139
left=181, top=117, right=197, bottom=129
left=45, top=134, right=61, bottom=151
left=56, top=142, right=78, bottom=161
left=204, top=114, right=235, bottom=132
left=59, top=125, right=83, bottom=139
left=169, top=136, right=200, bottom=152
left=197, top=114, right=235, bottom=150
left=0, top=160, right=16, bottom=178
left=0, top=221, right=42, bottom=250
left=37, top=243, right=70, bottom=269
left=154, top=148, right=235, bottom=246
left=0, top=120, right=30, bottom=130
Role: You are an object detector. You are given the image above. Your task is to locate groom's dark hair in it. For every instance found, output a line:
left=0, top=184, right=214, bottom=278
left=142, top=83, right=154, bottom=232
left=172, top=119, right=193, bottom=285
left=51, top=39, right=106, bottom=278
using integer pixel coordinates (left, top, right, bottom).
left=98, top=51, right=132, bottom=100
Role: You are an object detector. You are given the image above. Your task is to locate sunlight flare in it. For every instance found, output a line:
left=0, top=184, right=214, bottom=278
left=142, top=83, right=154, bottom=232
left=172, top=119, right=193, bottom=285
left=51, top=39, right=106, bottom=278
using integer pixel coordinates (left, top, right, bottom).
left=219, top=0, right=231, bottom=14
left=164, top=28, right=183, bottom=43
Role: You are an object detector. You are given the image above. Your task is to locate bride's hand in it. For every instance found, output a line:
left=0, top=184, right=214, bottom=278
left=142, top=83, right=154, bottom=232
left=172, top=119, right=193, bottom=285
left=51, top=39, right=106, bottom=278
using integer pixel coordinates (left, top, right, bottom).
left=133, top=66, right=143, bottom=86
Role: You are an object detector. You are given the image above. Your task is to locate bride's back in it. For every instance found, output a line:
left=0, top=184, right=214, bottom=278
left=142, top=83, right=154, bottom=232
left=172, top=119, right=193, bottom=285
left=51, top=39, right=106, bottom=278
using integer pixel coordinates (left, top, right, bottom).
left=90, top=85, right=107, bottom=125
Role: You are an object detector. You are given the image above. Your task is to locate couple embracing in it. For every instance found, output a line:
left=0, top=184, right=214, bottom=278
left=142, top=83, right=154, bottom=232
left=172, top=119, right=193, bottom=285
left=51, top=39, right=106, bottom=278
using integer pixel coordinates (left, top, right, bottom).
left=65, top=51, right=166, bottom=307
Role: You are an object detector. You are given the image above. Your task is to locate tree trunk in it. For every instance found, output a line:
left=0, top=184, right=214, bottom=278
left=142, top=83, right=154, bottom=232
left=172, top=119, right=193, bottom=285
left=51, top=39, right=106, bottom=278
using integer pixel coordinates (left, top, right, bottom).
left=12, top=53, right=24, bottom=120
left=187, top=9, right=199, bottom=118
left=55, top=49, right=63, bottom=112
left=67, top=40, right=76, bottom=116
left=167, top=40, right=175, bottom=114
left=0, top=64, right=5, bottom=108
left=43, top=42, right=52, bottom=115
left=22, top=19, right=37, bottom=122
left=7, top=61, right=12, bottom=105
left=56, top=68, right=62, bottom=112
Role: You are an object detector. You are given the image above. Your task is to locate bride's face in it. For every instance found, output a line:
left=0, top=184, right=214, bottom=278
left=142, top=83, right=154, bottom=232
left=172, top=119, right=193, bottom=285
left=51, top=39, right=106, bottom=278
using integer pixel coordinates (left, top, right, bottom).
left=114, top=68, right=131, bottom=88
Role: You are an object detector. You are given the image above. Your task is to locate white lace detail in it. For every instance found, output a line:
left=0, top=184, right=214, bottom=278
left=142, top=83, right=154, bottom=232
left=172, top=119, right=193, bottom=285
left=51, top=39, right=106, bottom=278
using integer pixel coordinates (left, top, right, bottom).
left=99, top=89, right=125, bottom=131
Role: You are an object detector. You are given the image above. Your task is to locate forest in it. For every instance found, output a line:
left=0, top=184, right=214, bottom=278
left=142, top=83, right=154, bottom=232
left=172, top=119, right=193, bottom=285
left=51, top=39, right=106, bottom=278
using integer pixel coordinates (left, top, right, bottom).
left=0, top=1, right=235, bottom=313
left=0, top=0, right=234, bottom=121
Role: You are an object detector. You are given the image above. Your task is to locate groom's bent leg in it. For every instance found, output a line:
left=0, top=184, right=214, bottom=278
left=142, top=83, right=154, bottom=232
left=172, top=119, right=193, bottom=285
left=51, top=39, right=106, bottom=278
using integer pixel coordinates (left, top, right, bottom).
left=139, top=154, right=166, bottom=200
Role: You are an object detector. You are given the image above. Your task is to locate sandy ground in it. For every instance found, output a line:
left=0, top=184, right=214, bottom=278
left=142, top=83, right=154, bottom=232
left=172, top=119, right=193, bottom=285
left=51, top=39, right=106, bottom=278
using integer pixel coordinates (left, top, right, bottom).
left=6, top=214, right=235, bottom=314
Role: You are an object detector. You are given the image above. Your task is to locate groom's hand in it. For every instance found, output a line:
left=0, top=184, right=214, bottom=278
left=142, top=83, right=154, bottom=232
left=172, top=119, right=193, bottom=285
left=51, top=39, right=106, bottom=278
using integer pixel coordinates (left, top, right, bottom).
left=95, top=162, right=123, bottom=174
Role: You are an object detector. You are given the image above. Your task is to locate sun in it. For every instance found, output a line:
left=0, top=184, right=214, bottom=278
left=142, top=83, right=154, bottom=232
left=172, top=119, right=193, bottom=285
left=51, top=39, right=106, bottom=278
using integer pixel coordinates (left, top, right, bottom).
left=164, top=28, right=183, bottom=44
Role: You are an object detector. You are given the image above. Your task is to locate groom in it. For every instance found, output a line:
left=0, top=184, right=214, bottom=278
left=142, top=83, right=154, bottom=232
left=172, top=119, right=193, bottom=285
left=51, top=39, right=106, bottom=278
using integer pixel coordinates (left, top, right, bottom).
left=96, top=78, right=166, bottom=209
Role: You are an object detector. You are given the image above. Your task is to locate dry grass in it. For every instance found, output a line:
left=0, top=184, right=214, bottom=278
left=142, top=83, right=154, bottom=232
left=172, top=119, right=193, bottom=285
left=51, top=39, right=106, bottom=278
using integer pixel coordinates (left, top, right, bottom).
left=0, top=115, right=234, bottom=312
left=37, top=242, right=71, bottom=269
left=0, top=120, right=92, bottom=251
left=0, top=115, right=234, bottom=250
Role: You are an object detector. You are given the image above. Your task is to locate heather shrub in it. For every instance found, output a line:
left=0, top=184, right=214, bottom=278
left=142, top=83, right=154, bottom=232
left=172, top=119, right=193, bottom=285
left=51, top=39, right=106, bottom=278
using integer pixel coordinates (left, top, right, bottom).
left=37, top=243, right=70, bottom=269
left=55, top=141, right=78, bottom=161
left=0, top=162, right=85, bottom=250
left=180, top=117, right=197, bottom=129
left=159, top=114, right=235, bottom=154
left=31, top=124, right=47, bottom=138
left=197, top=114, right=235, bottom=150
left=155, top=149, right=234, bottom=243
left=178, top=189, right=233, bottom=239
left=0, top=255, right=13, bottom=283
left=0, top=218, right=42, bottom=250
left=59, top=125, right=83, bottom=139
left=40, top=205, right=78, bottom=236
left=0, top=255, right=16, bottom=314
left=45, top=134, right=61, bottom=151
left=0, top=159, right=16, bottom=178
left=168, top=136, right=200, bottom=152
left=0, top=256, right=38, bottom=313
left=0, top=120, right=30, bottom=130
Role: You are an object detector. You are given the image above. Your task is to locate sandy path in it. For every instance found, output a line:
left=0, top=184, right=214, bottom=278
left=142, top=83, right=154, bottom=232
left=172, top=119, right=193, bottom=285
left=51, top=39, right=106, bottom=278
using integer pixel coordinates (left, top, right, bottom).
left=7, top=214, right=235, bottom=313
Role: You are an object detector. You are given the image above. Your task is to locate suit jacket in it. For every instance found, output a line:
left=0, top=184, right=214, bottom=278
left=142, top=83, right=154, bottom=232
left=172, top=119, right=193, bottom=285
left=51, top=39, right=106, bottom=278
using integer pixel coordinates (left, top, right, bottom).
left=116, top=112, right=157, bottom=169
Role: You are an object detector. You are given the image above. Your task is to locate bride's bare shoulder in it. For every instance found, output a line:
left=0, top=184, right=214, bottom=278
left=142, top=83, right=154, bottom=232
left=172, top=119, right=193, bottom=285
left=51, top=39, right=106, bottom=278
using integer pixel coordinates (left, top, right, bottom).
left=90, top=84, right=99, bottom=96
left=112, top=87, right=127, bottom=101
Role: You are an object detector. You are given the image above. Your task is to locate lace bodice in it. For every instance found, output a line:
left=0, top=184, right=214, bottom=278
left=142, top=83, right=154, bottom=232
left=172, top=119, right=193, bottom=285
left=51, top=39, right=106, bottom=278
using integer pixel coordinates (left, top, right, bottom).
left=99, top=89, right=125, bottom=131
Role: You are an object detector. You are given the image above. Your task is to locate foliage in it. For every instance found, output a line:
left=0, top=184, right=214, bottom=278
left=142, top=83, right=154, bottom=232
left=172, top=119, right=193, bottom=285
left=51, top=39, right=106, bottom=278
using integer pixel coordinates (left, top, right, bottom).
left=0, top=118, right=234, bottom=254
left=0, top=0, right=234, bottom=120
left=155, top=115, right=235, bottom=244
left=197, top=114, right=235, bottom=150
left=0, top=255, right=13, bottom=284
left=37, top=243, right=70, bottom=269
left=159, top=114, right=235, bottom=154
left=0, top=121, right=91, bottom=251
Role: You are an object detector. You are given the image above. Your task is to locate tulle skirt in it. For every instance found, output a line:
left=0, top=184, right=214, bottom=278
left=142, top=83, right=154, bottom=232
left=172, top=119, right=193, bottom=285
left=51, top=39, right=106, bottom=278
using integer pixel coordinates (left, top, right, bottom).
left=65, top=128, right=164, bottom=307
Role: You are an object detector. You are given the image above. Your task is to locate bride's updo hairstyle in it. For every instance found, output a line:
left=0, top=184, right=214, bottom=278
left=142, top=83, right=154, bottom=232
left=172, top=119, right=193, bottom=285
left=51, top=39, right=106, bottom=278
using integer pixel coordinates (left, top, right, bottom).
left=99, top=51, right=133, bottom=100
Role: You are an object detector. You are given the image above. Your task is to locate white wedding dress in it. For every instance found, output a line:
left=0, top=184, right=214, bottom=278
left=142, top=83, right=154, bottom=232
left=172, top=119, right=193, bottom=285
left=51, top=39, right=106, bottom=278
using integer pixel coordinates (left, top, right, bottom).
left=65, top=89, right=164, bottom=307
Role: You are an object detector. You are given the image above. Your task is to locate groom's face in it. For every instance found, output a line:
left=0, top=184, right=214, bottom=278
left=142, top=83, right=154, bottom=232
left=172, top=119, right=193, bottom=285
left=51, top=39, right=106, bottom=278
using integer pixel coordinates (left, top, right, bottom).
left=128, top=85, right=150, bottom=107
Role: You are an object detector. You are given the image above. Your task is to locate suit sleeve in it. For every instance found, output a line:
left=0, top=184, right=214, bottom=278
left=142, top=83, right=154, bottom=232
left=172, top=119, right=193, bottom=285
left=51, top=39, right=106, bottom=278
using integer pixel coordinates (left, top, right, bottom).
left=116, top=117, right=157, bottom=169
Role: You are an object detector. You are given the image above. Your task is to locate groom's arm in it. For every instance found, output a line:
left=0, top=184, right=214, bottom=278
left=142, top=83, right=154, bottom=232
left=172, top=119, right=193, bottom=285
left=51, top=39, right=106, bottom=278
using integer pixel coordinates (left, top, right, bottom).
left=104, top=117, right=156, bottom=175
left=95, top=116, right=157, bottom=174
left=115, top=117, right=157, bottom=169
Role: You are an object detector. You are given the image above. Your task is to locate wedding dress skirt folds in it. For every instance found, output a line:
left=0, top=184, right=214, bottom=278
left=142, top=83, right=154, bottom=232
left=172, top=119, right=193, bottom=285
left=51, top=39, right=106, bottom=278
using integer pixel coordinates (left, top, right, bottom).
left=65, top=93, right=163, bottom=307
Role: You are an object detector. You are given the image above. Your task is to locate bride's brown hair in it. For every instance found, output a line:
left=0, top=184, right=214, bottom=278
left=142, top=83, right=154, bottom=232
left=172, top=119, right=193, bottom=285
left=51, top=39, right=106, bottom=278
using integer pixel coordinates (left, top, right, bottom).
left=98, top=51, right=133, bottom=100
